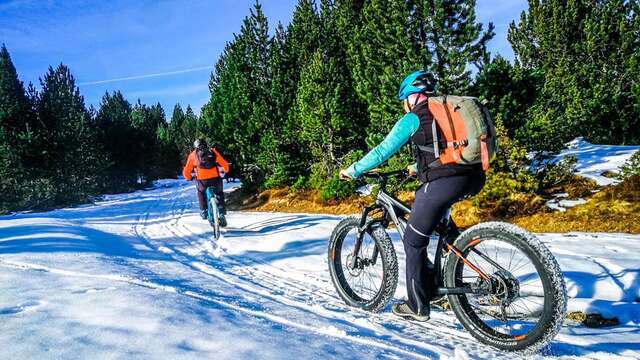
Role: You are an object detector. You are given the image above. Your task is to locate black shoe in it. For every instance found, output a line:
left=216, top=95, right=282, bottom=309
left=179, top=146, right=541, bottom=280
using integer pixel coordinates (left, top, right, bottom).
left=392, top=302, right=430, bottom=322
left=219, top=214, right=227, bottom=228
left=200, top=210, right=207, bottom=220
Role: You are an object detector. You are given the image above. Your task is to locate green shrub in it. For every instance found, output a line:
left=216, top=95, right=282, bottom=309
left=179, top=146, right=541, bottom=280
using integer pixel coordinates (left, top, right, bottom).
left=605, top=175, right=640, bottom=202
left=471, top=169, right=544, bottom=218
left=492, top=116, right=539, bottom=194
left=341, top=150, right=365, bottom=171
left=21, top=177, right=57, bottom=211
left=319, top=175, right=356, bottom=202
left=263, top=167, right=289, bottom=189
left=307, top=149, right=364, bottom=193
left=290, top=175, right=308, bottom=193
left=307, top=162, right=328, bottom=190
left=539, top=155, right=577, bottom=190
left=473, top=170, right=523, bottom=205
left=565, top=176, right=598, bottom=199
left=617, top=151, right=640, bottom=180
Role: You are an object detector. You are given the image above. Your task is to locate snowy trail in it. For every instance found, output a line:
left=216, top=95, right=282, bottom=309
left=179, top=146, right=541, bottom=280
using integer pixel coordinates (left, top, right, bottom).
left=131, top=181, right=506, bottom=359
left=1, top=179, right=639, bottom=359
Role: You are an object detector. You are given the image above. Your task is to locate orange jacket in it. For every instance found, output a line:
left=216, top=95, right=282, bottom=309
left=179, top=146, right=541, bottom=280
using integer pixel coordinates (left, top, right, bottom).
left=183, top=147, right=230, bottom=181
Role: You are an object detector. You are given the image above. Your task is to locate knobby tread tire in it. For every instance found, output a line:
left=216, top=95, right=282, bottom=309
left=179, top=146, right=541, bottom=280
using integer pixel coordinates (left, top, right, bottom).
left=444, top=221, right=567, bottom=353
left=328, top=217, right=398, bottom=312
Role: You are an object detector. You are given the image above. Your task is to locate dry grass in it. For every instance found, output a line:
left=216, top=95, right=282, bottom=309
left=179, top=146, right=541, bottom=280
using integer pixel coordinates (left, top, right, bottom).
left=236, top=188, right=372, bottom=215
left=229, top=176, right=639, bottom=233
left=514, top=176, right=640, bottom=233
left=545, top=176, right=599, bottom=199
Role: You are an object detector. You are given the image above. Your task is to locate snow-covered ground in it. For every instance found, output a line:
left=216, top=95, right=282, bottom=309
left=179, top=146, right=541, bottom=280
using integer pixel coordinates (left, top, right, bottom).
left=555, top=138, right=639, bottom=186
left=1, top=179, right=639, bottom=359
left=545, top=193, right=589, bottom=212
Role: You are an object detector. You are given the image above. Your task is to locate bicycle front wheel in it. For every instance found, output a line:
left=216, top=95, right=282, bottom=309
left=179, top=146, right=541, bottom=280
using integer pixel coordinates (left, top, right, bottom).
left=209, top=196, right=220, bottom=240
left=328, top=217, right=398, bottom=312
left=444, top=222, right=567, bottom=352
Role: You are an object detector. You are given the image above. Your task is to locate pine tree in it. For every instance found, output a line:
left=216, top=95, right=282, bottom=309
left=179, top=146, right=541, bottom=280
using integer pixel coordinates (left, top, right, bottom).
left=0, top=44, right=32, bottom=212
left=169, top=104, right=185, bottom=144
left=287, top=0, right=322, bottom=71
left=508, top=0, right=640, bottom=148
left=238, top=1, right=271, bottom=172
left=200, top=46, right=231, bottom=153
left=259, top=23, right=292, bottom=187
left=182, top=105, right=198, bottom=150
left=37, top=64, right=106, bottom=205
left=95, top=91, right=137, bottom=191
left=473, top=56, right=541, bottom=138
left=201, top=1, right=272, bottom=187
left=131, top=102, right=167, bottom=182
left=296, top=0, right=368, bottom=180
left=156, top=120, right=181, bottom=179
left=168, top=103, right=198, bottom=165
left=336, top=0, right=419, bottom=134
left=412, top=0, right=495, bottom=93
left=168, top=103, right=190, bottom=163
left=271, top=0, right=322, bottom=184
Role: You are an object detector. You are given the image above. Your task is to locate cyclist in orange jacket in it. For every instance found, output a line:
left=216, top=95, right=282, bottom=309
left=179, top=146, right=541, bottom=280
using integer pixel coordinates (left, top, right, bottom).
left=183, top=139, right=230, bottom=226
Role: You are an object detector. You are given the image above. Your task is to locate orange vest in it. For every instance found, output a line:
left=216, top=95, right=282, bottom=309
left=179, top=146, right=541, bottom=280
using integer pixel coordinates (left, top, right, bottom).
left=182, top=147, right=230, bottom=180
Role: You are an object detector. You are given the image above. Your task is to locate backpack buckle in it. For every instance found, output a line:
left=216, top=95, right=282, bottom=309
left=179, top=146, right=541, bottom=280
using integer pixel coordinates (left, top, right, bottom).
left=449, top=139, right=468, bottom=149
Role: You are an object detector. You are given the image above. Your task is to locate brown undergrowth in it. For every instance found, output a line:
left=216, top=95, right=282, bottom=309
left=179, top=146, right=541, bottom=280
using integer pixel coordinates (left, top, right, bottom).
left=228, top=176, right=639, bottom=233
left=515, top=176, right=640, bottom=233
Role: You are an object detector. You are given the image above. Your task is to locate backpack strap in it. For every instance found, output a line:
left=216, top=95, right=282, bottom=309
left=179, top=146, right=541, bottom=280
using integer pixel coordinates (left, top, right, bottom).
left=480, top=134, right=490, bottom=171
left=428, top=159, right=442, bottom=169
left=413, top=113, right=444, bottom=168
left=442, top=95, right=458, bottom=140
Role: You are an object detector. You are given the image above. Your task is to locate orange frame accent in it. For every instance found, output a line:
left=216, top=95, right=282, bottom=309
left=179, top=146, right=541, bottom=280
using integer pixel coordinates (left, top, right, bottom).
left=445, top=243, right=490, bottom=281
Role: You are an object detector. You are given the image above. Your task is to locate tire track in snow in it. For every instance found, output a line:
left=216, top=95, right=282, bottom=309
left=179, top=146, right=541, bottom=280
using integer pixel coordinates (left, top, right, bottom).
left=132, top=186, right=447, bottom=357
left=165, top=220, right=511, bottom=358
left=130, top=182, right=517, bottom=359
left=0, top=258, right=436, bottom=360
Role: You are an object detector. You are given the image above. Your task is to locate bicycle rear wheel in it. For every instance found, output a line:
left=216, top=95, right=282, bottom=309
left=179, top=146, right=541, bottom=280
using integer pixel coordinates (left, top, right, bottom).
left=444, top=222, right=566, bottom=352
left=328, top=217, right=398, bottom=312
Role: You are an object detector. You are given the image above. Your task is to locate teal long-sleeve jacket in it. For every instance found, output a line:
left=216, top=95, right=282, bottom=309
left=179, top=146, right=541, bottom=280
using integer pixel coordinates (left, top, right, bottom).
left=345, top=112, right=420, bottom=178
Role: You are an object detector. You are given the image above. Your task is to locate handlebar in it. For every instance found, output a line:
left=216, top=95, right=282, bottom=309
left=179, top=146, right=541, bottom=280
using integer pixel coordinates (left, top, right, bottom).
left=360, top=169, right=408, bottom=180
left=357, top=169, right=414, bottom=193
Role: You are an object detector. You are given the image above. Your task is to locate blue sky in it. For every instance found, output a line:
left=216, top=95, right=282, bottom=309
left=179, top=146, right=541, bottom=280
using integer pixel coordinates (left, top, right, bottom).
left=0, top=0, right=527, bottom=116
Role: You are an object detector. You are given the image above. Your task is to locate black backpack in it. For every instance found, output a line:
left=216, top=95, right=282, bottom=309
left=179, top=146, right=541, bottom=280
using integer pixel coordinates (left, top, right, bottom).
left=196, top=148, right=217, bottom=169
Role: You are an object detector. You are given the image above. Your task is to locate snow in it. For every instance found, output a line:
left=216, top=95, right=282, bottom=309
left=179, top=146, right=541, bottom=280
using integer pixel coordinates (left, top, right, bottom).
left=546, top=194, right=588, bottom=212
left=555, top=137, right=639, bottom=186
left=1, top=178, right=639, bottom=359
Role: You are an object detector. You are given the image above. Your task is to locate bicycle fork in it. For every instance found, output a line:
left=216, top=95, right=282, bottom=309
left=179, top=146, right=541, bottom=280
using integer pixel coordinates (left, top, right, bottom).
left=348, top=206, right=382, bottom=270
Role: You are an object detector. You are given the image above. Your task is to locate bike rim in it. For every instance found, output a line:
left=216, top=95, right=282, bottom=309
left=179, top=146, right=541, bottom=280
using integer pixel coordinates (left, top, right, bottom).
left=336, top=227, right=385, bottom=303
left=454, top=236, right=549, bottom=340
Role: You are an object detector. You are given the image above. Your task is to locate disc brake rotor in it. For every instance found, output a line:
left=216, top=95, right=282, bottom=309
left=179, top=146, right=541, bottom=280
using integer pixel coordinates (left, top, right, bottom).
left=346, top=253, right=363, bottom=277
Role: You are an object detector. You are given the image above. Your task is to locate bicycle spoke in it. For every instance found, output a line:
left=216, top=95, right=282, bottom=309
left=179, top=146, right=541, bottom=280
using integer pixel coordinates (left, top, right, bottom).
left=337, top=228, right=384, bottom=303
left=459, top=237, right=551, bottom=338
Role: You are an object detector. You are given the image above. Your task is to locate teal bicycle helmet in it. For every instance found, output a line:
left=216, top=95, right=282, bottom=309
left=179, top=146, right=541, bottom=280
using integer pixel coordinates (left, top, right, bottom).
left=398, top=70, right=437, bottom=100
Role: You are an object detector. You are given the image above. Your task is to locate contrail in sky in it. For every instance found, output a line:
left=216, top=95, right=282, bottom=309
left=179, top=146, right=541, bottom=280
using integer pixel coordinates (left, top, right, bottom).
left=78, top=66, right=214, bottom=86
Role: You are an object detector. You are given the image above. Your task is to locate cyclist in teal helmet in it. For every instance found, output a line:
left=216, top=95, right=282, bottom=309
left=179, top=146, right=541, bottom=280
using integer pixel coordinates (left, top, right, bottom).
left=397, top=70, right=437, bottom=100
left=340, top=70, right=486, bottom=322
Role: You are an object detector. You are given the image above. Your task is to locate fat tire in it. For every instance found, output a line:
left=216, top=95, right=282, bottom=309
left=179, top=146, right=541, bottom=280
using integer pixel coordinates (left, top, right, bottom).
left=328, top=217, right=398, bottom=312
left=444, top=222, right=567, bottom=353
left=210, top=197, right=220, bottom=240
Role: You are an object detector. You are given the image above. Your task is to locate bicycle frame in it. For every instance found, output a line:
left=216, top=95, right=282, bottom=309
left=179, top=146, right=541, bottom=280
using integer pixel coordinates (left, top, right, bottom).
left=205, top=187, right=218, bottom=220
left=351, top=175, right=492, bottom=296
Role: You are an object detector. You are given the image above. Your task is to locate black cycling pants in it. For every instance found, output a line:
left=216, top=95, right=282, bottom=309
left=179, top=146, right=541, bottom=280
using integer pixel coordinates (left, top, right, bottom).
left=403, top=171, right=485, bottom=315
left=196, top=177, right=226, bottom=214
